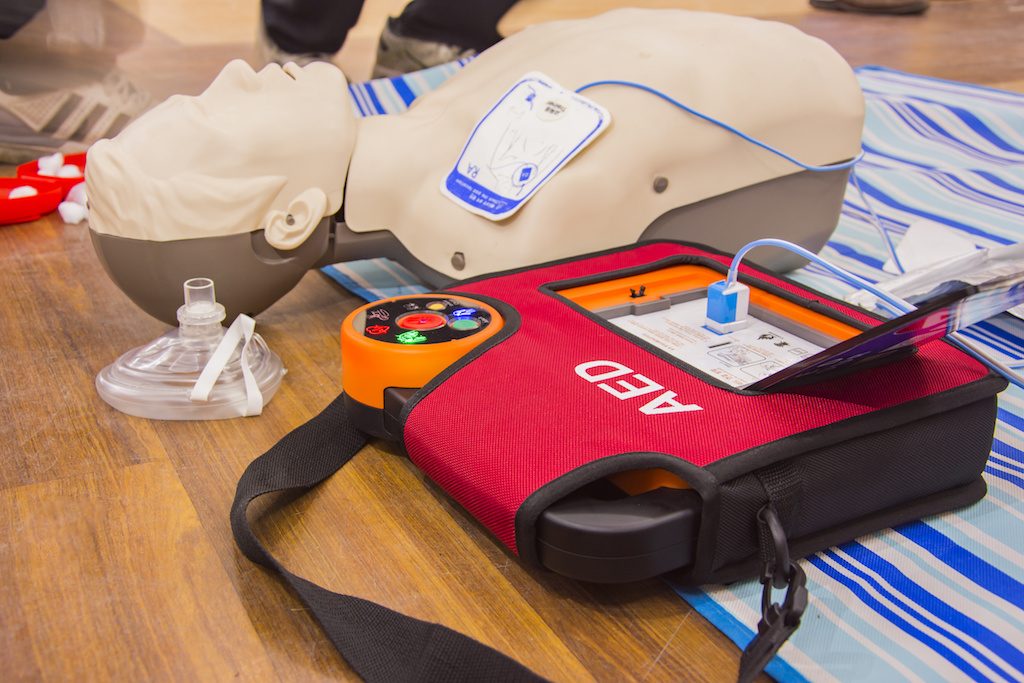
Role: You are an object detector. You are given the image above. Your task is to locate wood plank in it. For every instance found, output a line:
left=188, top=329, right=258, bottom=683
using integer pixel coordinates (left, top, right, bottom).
left=111, top=0, right=260, bottom=46
left=0, top=461, right=277, bottom=681
left=130, top=275, right=596, bottom=680
left=501, top=0, right=813, bottom=33
left=789, top=3, right=1024, bottom=87
left=0, top=214, right=170, bottom=490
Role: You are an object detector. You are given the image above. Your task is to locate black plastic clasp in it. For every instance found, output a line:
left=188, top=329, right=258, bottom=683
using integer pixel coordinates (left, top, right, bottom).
left=737, top=506, right=808, bottom=683
left=759, top=504, right=792, bottom=590
left=759, top=559, right=808, bottom=638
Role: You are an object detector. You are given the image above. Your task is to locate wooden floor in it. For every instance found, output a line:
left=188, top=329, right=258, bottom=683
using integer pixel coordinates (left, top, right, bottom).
left=1, top=1, right=1022, bottom=681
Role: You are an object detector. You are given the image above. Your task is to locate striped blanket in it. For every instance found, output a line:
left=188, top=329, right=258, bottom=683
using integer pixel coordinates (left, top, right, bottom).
left=326, top=65, right=1024, bottom=682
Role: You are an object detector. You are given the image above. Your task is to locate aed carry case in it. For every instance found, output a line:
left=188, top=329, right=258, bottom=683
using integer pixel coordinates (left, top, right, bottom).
left=231, top=240, right=1006, bottom=683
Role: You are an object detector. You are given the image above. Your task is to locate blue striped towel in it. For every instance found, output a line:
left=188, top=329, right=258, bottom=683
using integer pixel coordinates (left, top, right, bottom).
left=325, top=64, right=1024, bottom=682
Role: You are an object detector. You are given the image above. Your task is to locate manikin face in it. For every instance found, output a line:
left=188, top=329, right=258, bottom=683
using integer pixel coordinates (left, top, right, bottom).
left=123, top=60, right=347, bottom=178
left=87, top=59, right=356, bottom=245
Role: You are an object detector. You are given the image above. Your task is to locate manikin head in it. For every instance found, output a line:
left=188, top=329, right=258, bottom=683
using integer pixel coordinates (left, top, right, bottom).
left=86, top=59, right=358, bottom=324
left=87, top=59, right=355, bottom=250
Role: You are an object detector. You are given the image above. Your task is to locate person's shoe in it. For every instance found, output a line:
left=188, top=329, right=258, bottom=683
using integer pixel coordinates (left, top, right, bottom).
left=258, top=20, right=334, bottom=67
left=372, top=18, right=476, bottom=79
left=809, top=0, right=930, bottom=14
left=0, top=68, right=152, bottom=163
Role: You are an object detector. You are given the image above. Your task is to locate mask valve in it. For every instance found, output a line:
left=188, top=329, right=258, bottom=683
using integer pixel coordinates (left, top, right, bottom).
left=96, top=278, right=285, bottom=420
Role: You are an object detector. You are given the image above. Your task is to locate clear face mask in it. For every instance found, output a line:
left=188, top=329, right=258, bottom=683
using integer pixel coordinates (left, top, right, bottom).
left=96, top=277, right=285, bottom=419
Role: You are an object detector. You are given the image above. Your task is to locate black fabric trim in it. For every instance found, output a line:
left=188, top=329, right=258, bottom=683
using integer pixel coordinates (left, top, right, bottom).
left=394, top=240, right=1006, bottom=586
left=453, top=238, right=887, bottom=326
left=541, top=251, right=882, bottom=328
left=707, top=372, right=1007, bottom=482
left=698, top=477, right=987, bottom=586
left=514, top=452, right=723, bottom=581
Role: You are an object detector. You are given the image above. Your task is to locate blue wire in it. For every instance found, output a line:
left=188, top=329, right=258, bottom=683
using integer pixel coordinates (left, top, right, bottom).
left=850, top=168, right=907, bottom=274
left=582, top=80, right=1021, bottom=389
left=574, top=80, right=864, bottom=173
left=950, top=336, right=1024, bottom=391
left=725, top=238, right=911, bottom=315
left=574, top=80, right=911, bottom=278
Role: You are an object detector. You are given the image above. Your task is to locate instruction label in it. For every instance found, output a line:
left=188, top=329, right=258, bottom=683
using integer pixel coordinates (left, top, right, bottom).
left=441, top=72, right=610, bottom=220
left=609, top=299, right=826, bottom=389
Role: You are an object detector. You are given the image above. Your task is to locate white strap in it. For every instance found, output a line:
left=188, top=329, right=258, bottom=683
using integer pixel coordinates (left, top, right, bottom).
left=190, top=314, right=264, bottom=416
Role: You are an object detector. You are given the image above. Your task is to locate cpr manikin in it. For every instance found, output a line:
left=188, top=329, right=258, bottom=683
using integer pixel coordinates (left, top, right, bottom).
left=87, top=9, right=864, bottom=325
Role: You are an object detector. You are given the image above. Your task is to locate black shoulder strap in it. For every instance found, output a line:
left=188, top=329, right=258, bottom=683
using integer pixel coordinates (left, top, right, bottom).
left=230, top=393, right=547, bottom=682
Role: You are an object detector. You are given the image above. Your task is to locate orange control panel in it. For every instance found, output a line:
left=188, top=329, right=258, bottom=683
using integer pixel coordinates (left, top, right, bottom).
left=341, top=294, right=504, bottom=409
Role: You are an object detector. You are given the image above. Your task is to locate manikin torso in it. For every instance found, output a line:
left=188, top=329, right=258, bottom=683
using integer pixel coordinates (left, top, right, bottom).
left=86, top=9, right=863, bottom=281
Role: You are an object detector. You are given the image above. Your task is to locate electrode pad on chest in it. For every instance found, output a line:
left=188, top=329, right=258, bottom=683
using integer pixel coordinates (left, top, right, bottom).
left=441, top=72, right=610, bottom=220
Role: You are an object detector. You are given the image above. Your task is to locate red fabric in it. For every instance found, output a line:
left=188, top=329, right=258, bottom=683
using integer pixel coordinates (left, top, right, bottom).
left=403, top=243, right=991, bottom=553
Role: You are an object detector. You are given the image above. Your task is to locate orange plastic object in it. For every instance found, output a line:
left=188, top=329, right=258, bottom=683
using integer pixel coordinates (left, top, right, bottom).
left=607, top=468, right=690, bottom=494
left=341, top=295, right=504, bottom=408
left=0, top=178, right=64, bottom=225
left=16, top=152, right=87, bottom=199
left=558, top=263, right=860, bottom=342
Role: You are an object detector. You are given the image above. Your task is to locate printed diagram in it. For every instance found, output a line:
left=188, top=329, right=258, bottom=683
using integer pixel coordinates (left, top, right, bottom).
left=477, top=85, right=562, bottom=197
left=606, top=299, right=827, bottom=390
left=742, top=360, right=784, bottom=380
left=708, top=344, right=767, bottom=367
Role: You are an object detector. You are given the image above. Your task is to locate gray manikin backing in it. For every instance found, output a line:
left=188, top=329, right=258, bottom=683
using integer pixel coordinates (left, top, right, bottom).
left=94, top=167, right=845, bottom=325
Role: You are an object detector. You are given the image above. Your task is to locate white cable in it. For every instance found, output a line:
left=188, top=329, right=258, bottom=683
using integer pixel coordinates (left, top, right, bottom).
left=726, top=238, right=1024, bottom=390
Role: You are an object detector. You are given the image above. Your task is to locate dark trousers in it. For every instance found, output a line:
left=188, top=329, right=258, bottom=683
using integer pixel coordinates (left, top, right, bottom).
left=0, top=0, right=44, bottom=39
left=263, top=0, right=518, bottom=55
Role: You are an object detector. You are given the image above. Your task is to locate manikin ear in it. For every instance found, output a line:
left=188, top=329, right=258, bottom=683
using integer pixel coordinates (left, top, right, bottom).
left=262, top=187, right=328, bottom=250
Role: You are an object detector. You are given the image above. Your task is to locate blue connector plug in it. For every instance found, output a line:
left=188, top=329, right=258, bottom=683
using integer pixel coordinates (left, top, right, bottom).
left=705, top=280, right=750, bottom=334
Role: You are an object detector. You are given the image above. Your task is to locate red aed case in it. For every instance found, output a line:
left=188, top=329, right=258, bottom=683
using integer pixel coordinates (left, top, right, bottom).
left=236, top=241, right=1005, bottom=682
left=342, top=241, right=1001, bottom=585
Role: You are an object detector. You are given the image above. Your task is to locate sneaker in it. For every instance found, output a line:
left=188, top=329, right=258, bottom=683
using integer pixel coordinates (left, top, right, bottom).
left=0, top=68, right=152, bottom=163
left=258, top=20, right=334, bottom=67
left=372, top=18, right=476, bottom=79
left=809, top=0, right=929, bottom=14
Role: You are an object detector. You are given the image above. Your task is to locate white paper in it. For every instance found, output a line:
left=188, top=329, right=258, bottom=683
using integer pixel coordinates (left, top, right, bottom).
left=609, top=299, right=824, bottom=388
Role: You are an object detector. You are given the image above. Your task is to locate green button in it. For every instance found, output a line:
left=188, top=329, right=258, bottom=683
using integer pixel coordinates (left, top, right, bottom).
left=396, top=330, right=427, bottom=344
left=450, top=318, right=481, bottom=331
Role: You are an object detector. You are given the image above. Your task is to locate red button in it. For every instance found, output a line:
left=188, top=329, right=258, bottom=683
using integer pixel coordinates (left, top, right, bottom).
left=397, top=312, right=446, bottom=331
